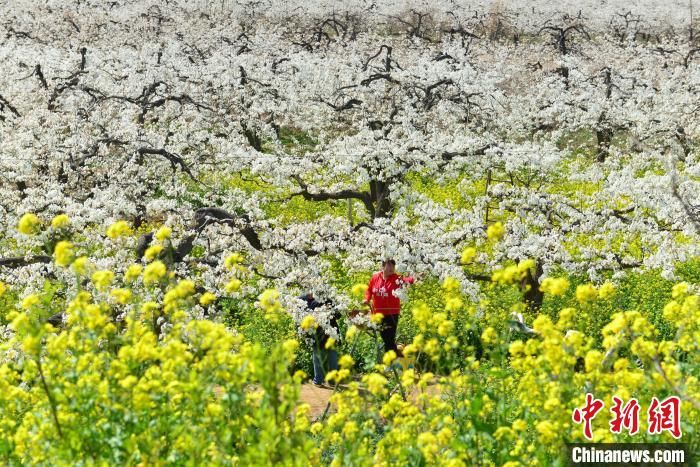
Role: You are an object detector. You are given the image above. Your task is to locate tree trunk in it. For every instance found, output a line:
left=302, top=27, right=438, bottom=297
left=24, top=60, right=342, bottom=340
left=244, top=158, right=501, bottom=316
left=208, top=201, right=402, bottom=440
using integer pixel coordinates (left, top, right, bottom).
left=596, top=112, right=613, bottom=163
left=369, top=179, right=392, bottom=218
left=522, top=261, right=545, bottom=311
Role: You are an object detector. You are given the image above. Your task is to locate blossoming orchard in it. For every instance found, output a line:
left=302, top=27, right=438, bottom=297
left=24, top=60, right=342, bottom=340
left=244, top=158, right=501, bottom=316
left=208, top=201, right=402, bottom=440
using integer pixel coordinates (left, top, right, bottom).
left=0, top=0, right=698, bottom=464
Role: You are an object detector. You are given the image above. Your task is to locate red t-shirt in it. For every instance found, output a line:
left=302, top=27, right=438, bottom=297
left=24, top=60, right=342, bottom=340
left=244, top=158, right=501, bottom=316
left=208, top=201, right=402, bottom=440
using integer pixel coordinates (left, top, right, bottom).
left=364, top=272, right=415, bottom=315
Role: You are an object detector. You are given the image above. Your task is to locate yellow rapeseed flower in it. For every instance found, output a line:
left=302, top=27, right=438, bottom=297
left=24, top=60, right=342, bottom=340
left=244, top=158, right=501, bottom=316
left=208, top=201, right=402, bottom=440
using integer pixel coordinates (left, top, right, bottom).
left=339, top=355, right=354, bottom=369
left=199, top=292, right=217, bottom=306
left=92, top=270, right=115, bottom=291
left=481, top=327, right=497, bottom=345
left=18, top=213, right=41, bottom=235
left=445, top=296, right=463, bottom=313
left=54, top=241, right=75, bottom=267
left=175, top=280, right=196, bottom=298
left=125, top=264, right=142, bottom=282
left=512, top=419, right=527, bottom=432
left=225, top=278, right=242, bottom=293
left=310, top=422, right=323, bottom=435
left=258, top=289, right=280, bottom=311
left=282, top=339, right=299, bottom=354
left=300, top=315, right=317, bottom=330
left=71, top=256, right=90, bottom=275
left=141, top=302, right=160, bottom=318
left=155, top=226, right=172, bottom=241
left=106, top=220, right=132, bottom=239
left=370, top=313, right=384, bottom=324
left=517, top=259, right=535, bottom=274
left=143, top=261, right=167, bottom=285
left=416, top=432, right=438, bottom=460
left=351, top=283, right=368, bottom=297
left=671, top=282, right=689, bottom=299
left=382, top=350, right=397, bottom=366
left=346, top=325, right=358, bottom=340
left=509, top=340, right=524, bottom=356
left=110, top=288, right=132, bottom=304
left=539, top=277, right=570, bottom=296
left=362, top=373, right=388, bottom=396
left=438, top=320, right=455, bottom=337
left=598, top=281, right=616, bottom=299
left=460, top=246, right=477, bottom=264
left=585, top=350, right=603, bottom=372
left=487, top=221, right=505, bottom=241
left=536, top=420, right=558, bottom=443
left=21, top=294, right=40, bottom=310
left=224, top=252, right=244, bottom=269
left=442, top=276, right=461, bottom=292
left=51, top=214, right=70, bottom=229
left=144, top=244, right=163, bottom=262
left=576, top=284, right=598, bottom=302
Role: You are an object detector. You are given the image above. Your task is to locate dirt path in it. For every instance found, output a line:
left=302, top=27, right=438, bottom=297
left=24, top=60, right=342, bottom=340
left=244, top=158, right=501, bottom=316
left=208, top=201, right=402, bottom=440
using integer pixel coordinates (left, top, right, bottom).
left=298, top=373, right=439, bottom=420
left=299, top=383, right=335, bottom=419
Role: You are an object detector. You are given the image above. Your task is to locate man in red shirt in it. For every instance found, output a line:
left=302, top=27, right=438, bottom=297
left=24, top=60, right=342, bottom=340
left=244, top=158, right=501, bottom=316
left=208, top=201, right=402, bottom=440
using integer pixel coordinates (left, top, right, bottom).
left=363, top=258, right=415, bottom=355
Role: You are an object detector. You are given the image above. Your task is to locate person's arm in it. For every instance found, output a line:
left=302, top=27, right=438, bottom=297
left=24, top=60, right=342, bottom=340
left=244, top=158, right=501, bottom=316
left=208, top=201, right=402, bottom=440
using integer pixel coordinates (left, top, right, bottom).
left=364, top=275, right=373, bottom=306
left=401, top=274, right=416, bottom=285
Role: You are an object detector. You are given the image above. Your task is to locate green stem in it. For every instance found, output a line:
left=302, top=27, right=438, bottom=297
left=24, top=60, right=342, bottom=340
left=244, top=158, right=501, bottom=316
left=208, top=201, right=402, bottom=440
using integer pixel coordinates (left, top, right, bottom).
left=36, top=358, right=63, bottom=439
left=390, top=365, right=407, bottom=401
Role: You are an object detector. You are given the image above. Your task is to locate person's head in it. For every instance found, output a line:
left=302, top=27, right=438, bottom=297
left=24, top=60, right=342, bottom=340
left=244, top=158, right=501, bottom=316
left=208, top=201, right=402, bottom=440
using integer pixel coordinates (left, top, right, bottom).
left=381, top=258, right=396, bottom=276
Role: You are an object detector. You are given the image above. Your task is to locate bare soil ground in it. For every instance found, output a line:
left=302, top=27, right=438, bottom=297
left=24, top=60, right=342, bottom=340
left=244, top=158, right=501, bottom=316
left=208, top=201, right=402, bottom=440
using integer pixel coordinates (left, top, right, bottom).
left=299, top=383, right=335, bottom=419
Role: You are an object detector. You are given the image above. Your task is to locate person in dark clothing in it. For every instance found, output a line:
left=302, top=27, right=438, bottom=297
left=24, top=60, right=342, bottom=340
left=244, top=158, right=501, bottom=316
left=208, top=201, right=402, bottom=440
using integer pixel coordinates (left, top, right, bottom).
left=300, top=292, right=340, bottom=386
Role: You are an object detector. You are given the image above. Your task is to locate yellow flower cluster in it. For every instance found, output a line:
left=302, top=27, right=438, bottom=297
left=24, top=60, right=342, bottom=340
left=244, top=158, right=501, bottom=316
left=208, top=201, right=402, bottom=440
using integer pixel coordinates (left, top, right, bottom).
left=143, top=244, right=163, bottom=262
left=575, top=283, right=598, bottom=302
left=54, top=241, right=75, bottom=267
left=143, top=260, right=167, bottom=285
left=0, top=272, right=316, bottom=464
left=199, top=292, right=217, bottom=306
left=1, top=231, right=698, bottom=466
left=258, top=289, right=283, bottom=321
left=21, top=294, right=40, bottom=310
left=125, top=264, right=142, bottom=282
left=486, top=221, right=505, bottom=241
left=539, top=276, right=570, bottom=296
left=158, top=280, right=198, bottom=317
left=91, top=270, right=115, bottom=291
left=110, top=288, right=132, bottom=304
left=71, top=256, right=90, bottom=275
left=222, top=253, right=248, bottom=295
left=538, top=280, right=616, bottom=302
left=662, top=286, right=699, bottom=352
left=225, top=278, right=242, bottom=293
left=442, top=276, right=461, bottom=293
left=351, top=283, right=368, bottom=298
left=491, top=259, right=535, bottom=284
left=460, top=246, right=477, bottom=264
left=598, top=281, right=616, bottom=299
left=154, top=226, right=172, bottom=241
left=224, top=252, right=245, bottom=269
left=51, top=214, right=70, bottom=229
left=481, top=326, right=497, bottom=345
left=17, top=213, right=41, bottom=235
left=300, top=315, right=317, bottom=330
left=362, top=373, right=389, bottom=396
left=106, top=220, right=132, bottom=239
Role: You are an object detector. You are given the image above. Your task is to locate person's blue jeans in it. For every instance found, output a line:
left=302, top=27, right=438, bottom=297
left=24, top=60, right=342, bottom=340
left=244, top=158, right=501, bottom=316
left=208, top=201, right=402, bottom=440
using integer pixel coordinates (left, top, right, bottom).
left=312, top=339, right=338, bottom=385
